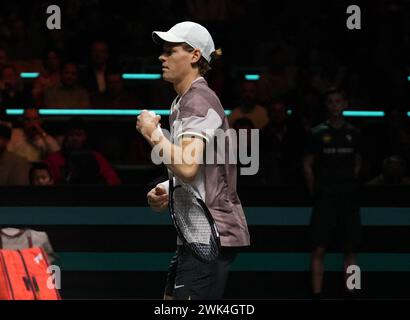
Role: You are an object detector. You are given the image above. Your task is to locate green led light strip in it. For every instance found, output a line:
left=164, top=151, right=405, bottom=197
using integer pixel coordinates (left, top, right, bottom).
left=343, top=110, right=385, bottom=117
left=244, top=74, right=260, bottom=81
left=122, top=73, right=161, bottom=80
left=6, top=109, right=232, bottom=116
left=3, top=109, right=391, bottom=118
left=20, top=72, right=263, bottom=81
left=20, top=72, right=40, bottom=79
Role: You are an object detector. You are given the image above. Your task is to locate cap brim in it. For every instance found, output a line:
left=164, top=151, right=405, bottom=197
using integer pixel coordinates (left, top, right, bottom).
left=152, top=31, right=186, bottom=45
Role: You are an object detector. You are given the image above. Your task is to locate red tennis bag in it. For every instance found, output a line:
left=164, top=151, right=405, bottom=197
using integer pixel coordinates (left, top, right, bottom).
left=0, top=247, right=61, bottom=300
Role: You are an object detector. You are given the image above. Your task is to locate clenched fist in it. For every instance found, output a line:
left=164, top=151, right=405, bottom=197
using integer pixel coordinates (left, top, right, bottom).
left=147, top=184, right=169, bottom=212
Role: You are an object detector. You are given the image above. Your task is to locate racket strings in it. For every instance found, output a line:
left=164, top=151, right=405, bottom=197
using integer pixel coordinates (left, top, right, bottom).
left=172, top=187, right=219, bottom=262
left=173, top=188, right=211, bottom=243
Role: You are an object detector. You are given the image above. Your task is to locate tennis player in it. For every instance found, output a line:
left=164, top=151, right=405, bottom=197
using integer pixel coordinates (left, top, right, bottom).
left=136, top=21, right=250, bottom=300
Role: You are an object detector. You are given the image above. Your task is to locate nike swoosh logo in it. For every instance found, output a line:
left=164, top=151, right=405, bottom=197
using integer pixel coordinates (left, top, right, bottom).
left=174, top=284, right=185, bottom=289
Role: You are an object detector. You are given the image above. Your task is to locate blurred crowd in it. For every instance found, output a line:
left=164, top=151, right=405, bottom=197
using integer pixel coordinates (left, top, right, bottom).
left=0, top=0, right=409, bottom=187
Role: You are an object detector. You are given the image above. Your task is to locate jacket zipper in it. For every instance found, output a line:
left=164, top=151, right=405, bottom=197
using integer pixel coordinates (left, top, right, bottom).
left=17, top=250, right=37, bottom=300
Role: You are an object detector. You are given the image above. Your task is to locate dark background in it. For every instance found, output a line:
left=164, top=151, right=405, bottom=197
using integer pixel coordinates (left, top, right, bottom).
left=0, top=0, right=409, bottom=300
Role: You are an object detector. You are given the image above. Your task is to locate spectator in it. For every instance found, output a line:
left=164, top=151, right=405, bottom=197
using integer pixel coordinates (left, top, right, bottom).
left=46, top=29, right=69, bottom=57
left=45, top=117, right=121, bottom=185
left=260, top=100, right=306, bottom=185
left=228, top=80, right=269, bottom=129
left=126, top=135, right=152, bottom=163
left=261, top=100, right=289, bottom=145
left=44, top=62, right=90, bottom=108
left=256, top=63, right=295, bottom=106
left=303, top=87, right=362, bottom=299
left=81, top=41, right=116, bottom=94
left=29, top=161, right=54, bottom=186
left=292, top=87, right=324, bottom=134
left=5, top=16, right=44, bottom=60
left=0, top=64, right=35, bottom=109
left=360, top=107, right=410, bottom=181
left=91, top=72, right=142, bottom=108
left=32, top=50, right=61, bottom=106
left=66, top=150, right=105, bottom=184
left=0, top=123, right=29, bottom=185
left=8, top=108, right=60, bottom=162
left=368, top=155, right=410, bottom=186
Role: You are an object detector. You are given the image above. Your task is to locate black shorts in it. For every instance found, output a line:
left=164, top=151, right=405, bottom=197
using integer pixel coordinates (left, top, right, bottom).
left=310, top=184, right=362, bottom=252
left=164, top=245, right=238, bottom=300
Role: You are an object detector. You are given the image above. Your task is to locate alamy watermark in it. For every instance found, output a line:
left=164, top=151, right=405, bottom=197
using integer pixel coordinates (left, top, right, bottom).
left=346, top=5, right=361, bottom=30
left=46, top=5, right=61, bottom=30
left=150, top=128, right=260, bottom=176
left=346, top=264, right=361, bottom=290
left=47, top=265, right=61, bottom=290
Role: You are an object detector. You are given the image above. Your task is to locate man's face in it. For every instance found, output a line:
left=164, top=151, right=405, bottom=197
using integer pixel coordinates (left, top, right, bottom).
left=91, top=42, right=109, bottom=66
left=23, top=109, right=42, bottom=135
left=159, top=44, right=195, bottom=83
left=61, top=64, right=78, bottom=87
left=66, top=129, right=88, bottom=150
left=326, top=93, right=347, bottom=118
left=2, top=67, right=18, bottom=89
left=107, top=74, right=123, bottom=96
left=46, top=51, right=60, bottom=72
left=32, top=169, right=53, bottom=186
left=241, top=82, right=257, bottom=105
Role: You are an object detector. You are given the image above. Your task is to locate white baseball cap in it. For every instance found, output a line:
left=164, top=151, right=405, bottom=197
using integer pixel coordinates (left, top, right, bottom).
left=152, top=21, right=215, bottom=63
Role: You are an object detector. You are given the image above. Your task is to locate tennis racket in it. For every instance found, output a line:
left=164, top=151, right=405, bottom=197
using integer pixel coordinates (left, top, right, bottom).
left=169, top=176, right=221, bottom=263
left=146, top=110, right=221, bottom=263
